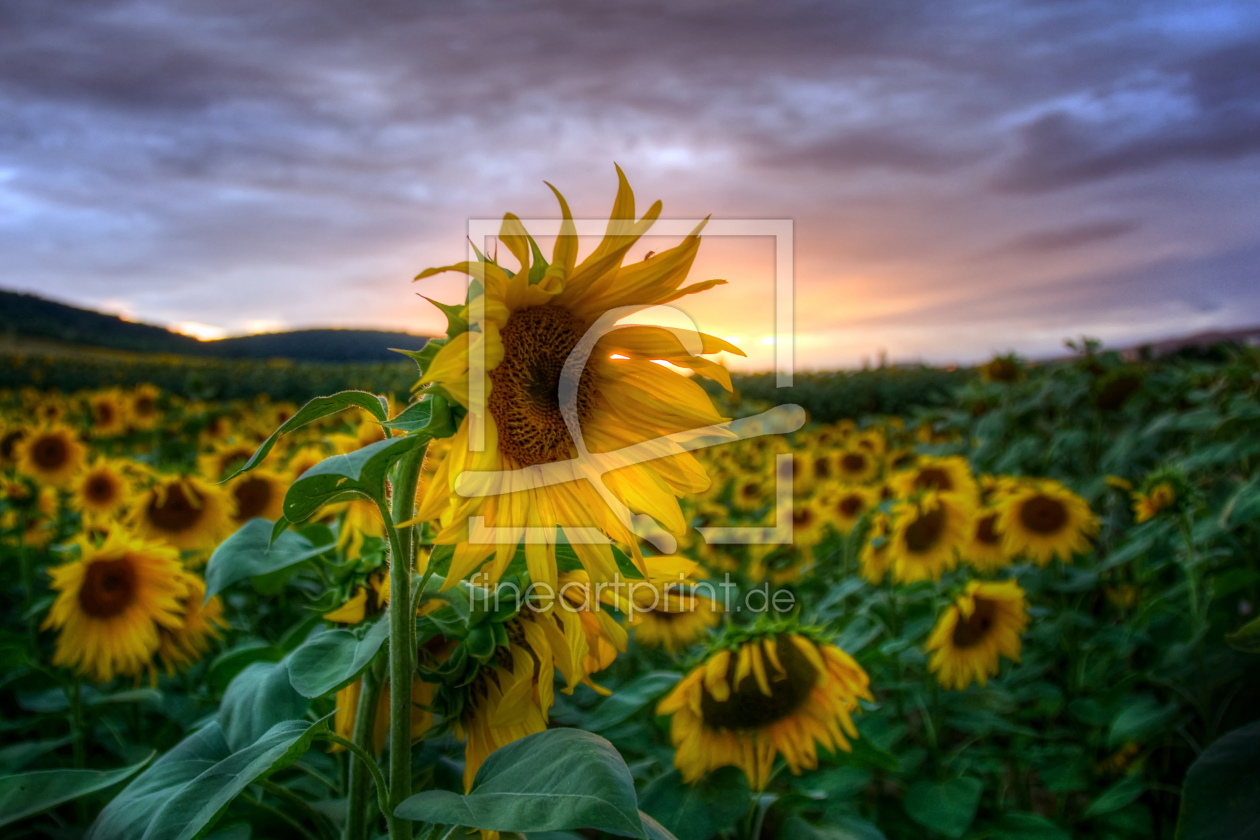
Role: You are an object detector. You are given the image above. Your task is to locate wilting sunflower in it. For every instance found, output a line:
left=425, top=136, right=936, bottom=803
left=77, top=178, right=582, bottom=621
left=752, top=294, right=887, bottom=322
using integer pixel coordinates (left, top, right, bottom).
left=226, top=468, right=288, bottom=525
left=657, top=631, right=872, bottom=789
left=887, top=492, right=973, bottom=584
left=70, top=458, right=134, bottom=520
left=998, top=479, right=1098, bottom=566
left=127, top=384, right=162, bottom=431
left=156, top=572, right=226, bottom=674
left=925, top=580, right=1028, bottom=691
left=413, top=168, right=740, bottom=591
left=892, top=455, right=978, bottom=501
left=825, top=485, right=879, bottom=535
left=15, top=424, right=87, bottom=487
left=962, top=507, right=1009, bottom=574
left=42, top=530, right=189, bottom=682
left=131, top=475, right=235, bottom=553
left=87, top=391, right=129, bottom=437
left=1132, top=481, right=1176, bottom=524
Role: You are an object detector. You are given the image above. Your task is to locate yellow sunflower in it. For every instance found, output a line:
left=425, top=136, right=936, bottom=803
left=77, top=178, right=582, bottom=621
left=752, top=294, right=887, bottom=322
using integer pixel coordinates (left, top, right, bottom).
left=414, top=168, right=740, bottom=591
left=324, top=571, right=391, bottom=624
left=198, top=441, right=264, bottom=481
left=1, top=483, right=60, bottom=548
left=891, top=455, right=978, bottom=501
left=126, top=384, right=162, bottom=431
left=1132, top=482, right=1175, bottom=524
left=731, top=476, right=767, bottom=512
left=286, top=444, right=329, bottom=479
left=131, top=475, right=235, bottom=553
left=87, top=390, right=129, bottom=437
left=835, top=446, right=880, bottom=485
left=962, top=507, right=1009, bottom=574
left=887, top=491, right=973, bottom=584
left=998, top=479, right=1098, bottom=566
left=42, top=530, right=189, bottom=682
left=70, top=458, right=134, bottom=520
left=156, top=572, right=226, bottom=674
left=925, top=580, right=1028, bottom=691
left=858, top=514, right=892, bottom=584
left=596, top=555, right=721, bottom=653
left=657, top=632, right=872, bottom=789
left=226, top=468, right=288, bottom=526
left=824, top=485, right=879, bottom=536
left=15, top=424, right=87, bottom=487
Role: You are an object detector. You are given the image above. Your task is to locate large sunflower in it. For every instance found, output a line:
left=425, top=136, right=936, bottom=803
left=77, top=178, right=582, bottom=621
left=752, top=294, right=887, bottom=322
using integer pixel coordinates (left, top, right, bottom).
left=414, top=168, right=740, bottom=591
left=15, top=424, right=87, bottom=487
left=42, top=531, right=189, bottom=682
left=887, top=492, right=973, bottom=584
left=925, top=580, right=1028, bottom=690
left=997, top=479, right=1098, bottom=566
left=131, top=475, right=235, bottom=553
left=156, top=572, right=226, bottom=674
left=657, top=632, right=872, bottom=789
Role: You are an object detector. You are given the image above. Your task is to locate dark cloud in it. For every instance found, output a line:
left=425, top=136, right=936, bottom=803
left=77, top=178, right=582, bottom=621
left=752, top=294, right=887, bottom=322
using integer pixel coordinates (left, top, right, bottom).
left=988, top=220, right=1139, bottom=256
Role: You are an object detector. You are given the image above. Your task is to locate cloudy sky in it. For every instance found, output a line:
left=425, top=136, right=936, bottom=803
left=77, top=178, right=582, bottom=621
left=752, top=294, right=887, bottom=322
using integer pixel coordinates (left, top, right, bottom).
left=3, top=0, right=1259, bottom=370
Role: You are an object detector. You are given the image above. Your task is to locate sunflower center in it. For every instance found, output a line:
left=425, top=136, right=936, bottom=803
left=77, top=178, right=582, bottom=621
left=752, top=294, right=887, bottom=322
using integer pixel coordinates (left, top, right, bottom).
left=904, top=507, right=945, bottom=553
left=838, top=494, right=864, bottom=518
left=32, top=435, right=68, bottom=469
left=976, top=513, right=1001, bottom=545
left=1019, top=495, right=1067, bottom=534
left=700, top=636, right=819, bottom=730
left=488, top=306, right=596, bottom=468
left=813, top=457, right=832, bottom=479
left=914, top=468, right=952, bottom=492
left=739, top=482, right=760, bottom=500
left=94, top=403, right=115, bottom=425
left=79, top=557, right=138, bottom=618
left=840, top=453, right=867, bottom=474
left=792, top=508, right=815, bottom=528
left=233, top=477, right=273, bottom=521
left=952, top=598, right=997, bottom=648
left=87, top=474, right=117, bottom=503
left=147, top=484, right=203, bottom=533
left=135, top=396, right=155, bottom=416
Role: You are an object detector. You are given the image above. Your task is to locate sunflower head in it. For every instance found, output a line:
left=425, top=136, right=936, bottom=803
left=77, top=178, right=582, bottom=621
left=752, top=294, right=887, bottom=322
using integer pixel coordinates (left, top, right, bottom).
left=42, top=530, right=189, bottom=682
left=963, top=507, right=1010, bottom=574
left=131, top=475, right=235, bottom=554
left=926, top=580, right=1028, bottom=690
left=826, top=485, right=878, bottom=536
left=87, top=391, right=129, bottom=437
left=0, top=424, right=29, bottom=469
left=998, top=479, right=1098, bottom=566
left=127, top=384, right=163, bottom=431
left=892, top=455, right=978, bottom=502
left=980, top=355, right=1024, bottom=383
left=71, top=458, right=134, bottom=519
left=226, top=468, right=289, bottom=525
left=156, top=572, right=227, bottom=675
left=657, top=626, right=872, bottom=788
left=887, top=491, right=973, bottom=584
left=15, top=424, right=87, bottom=487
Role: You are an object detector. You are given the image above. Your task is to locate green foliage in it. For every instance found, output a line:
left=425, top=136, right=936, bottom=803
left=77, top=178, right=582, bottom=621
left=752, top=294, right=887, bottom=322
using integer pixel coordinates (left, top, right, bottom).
left=1176, top=720, right=1260, bottom=840
left=0, top=754, right=151, bottom=829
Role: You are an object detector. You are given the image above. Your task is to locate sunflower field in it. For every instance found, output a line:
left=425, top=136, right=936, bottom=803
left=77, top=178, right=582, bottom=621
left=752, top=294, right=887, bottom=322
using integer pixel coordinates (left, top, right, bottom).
left=2, top=178, right=1259, bottom=840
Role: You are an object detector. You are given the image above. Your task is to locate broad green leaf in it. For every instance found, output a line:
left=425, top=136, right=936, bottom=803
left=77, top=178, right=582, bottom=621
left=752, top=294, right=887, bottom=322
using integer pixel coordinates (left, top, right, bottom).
left=207, top=640, right=283, bottom=694
left=780, top=815, right=887, bottom=840
left=383, top=393, right=455, bottom=435
left=1084, top=774, right=1145, bottom=819
left=587, top=672, right=682, bottom=731
left=1176, top=720, right=1260, bottom=840
left=639, top=768, right=748, bottom=840
left=903, top=777, right=983, bottom=838
left=395, top=728, right=646, bottom=838
left=1225, top=615, right=1260, bottom=654
left=142, top=717, right=330, bottom=840
left=17, top=686, right=161, bottom=713
left=204, top=519, right=334, bottom=602
left=283, top=433, right=428, bottom=522
left=287, top=619, right=389, bottom=698
left=639, top=811, right=682, bottom=840
left=0, top=736, right=72, bottom=773
left=217, top=659, right=309, bottom=752
left=224, top=390, right=388, bottom=481
left=1108, top=695, right=1177, bottom=747
left=0, top=753, right=151, bottom=829
left=88, top=724, right=230, bottom=840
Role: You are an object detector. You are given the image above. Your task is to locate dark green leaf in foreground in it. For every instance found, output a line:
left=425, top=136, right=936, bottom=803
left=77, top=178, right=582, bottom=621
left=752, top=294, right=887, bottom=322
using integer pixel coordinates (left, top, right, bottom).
left=1176, top=720, right=1260, bottom=840
left=780, top=815, right=887, bottom=840
left=287, top=618, right=389, bottom=698
left=395, top=728, right=646, bottom=838
left=1225, top=614, right=1260, bottom=654
left=585, top=671, right=682, bottom=732
left=1085, top=774, right=1145, bottom=819
left=639, top=767, right=748, bottom=840
left=217, top=659, right=309, bottom=752
left=0, top=753, right=151, bottom=829
left=282, top=433, right=428, bottom=522
left=224, top=390, right=389, bottom=481
left=904, top=777, right=983, bottom=838
left=382, top=393, right=455, bottom=435
left=204, top=519, right=334, bottom=603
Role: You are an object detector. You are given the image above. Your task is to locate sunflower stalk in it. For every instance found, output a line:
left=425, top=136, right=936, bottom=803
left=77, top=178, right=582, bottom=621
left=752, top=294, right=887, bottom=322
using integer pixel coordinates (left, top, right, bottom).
left=383, top=447, right=424, bottom=840
left=343, top=665, right=384, bottom=840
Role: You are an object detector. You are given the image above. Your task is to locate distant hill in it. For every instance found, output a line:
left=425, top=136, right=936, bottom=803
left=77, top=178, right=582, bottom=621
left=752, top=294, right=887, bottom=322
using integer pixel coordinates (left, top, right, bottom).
left=0, top=289, right=427, bottom=362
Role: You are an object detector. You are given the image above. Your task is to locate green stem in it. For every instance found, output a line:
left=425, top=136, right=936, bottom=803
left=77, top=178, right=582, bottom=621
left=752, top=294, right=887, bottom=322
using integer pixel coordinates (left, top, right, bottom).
left=344, top=668, right=384, bottom=840
left=383, top=448, right=424, bottom=840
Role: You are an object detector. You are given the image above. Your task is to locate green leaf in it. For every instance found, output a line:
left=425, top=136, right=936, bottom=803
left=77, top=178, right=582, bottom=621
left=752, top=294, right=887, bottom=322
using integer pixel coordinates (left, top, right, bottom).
left=142, top=717, right=330, bottom=840
left=639, top=768, right=748, bottom=840
left=1108, top=695, right=1177, bottom=747
left=1225, top=614, right=1260, bottom=654
left=903, top=777, right=983, bottom=838
left=639, top=811, right=682, bottom=840
left=527, top=235, right=550, bottom=285
left=395, top=728, right=646, bottom=838
left=283, top=433, right=429, bottom=522
left=587, top=672, right=681, bottom=731
left=0, top=736, right=72, bottom=773
left=976, top=814, right=1070, bottom=840
left=207, top=640, right=283, bottom=695
left=0, top=753, right=151, bottom=829
left=217, top=659, right=309, bottom=752
left=1084, top=774, right=1145, bottom=819
left=396, top=339, right=446, bottom=378
left=287, top=619, right=389, bottom=698
left=383, top=394, right=455, bottom=436
left=1176, top=720, right=1260, bottom=840
left=204, top=519, right=334, bottom=602
left=780, top=815, right=887, bottom=840
left=224, top=391, right=388, bottom=481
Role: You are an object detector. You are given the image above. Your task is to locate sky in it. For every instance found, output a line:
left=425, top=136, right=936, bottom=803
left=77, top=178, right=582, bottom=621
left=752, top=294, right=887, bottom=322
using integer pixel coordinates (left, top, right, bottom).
left=2, top=1, right=1259, bottom=371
